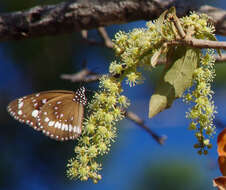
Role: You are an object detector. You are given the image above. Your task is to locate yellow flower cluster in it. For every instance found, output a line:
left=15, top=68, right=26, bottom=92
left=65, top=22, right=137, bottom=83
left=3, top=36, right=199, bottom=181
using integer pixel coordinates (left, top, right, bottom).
left=113, top=25, right=165, bottom=86
left=180, top=13, right=215, bottom=39
left=113, top=13, right=215, bottom=87
left=67, top=76, right=129, bottom=183
left=184, top=49, right=216, bottom=154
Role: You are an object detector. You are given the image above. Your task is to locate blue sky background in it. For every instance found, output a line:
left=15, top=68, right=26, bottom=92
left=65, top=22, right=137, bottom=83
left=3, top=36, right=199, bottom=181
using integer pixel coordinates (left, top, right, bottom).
left=0, top=1, right=226, bottom=190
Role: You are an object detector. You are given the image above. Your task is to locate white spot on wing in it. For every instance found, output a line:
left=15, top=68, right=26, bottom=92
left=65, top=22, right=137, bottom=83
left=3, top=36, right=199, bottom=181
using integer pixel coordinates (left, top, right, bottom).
left=62, top=124, right=67, bottom=131
left=18, top=102, right=24, bottom=109
left=64, top=124, right=68, bottom=131
left=18, top=110, right=22, bottom=115
left=74, top=126, right=81, bottom=134
left=31, top=110, right=39, bottom=118
left=55, top=121, right=61, bottom=129
left=48, top=121, right=55, bottom=127
left=42, top=99, right=47, bottom=104
left=69, top=125, right=73, bottom=132
left=44, top=117, right=50, bottom=122
left=77, top=127, right=81, bottom=134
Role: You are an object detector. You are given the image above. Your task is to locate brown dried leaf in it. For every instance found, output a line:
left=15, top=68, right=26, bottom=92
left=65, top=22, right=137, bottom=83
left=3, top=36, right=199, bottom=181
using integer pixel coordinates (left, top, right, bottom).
left=213, top=176, right=226, bottom=190
left=213, top=128, right=226, bottom=189
left=219, top=156, right=226, bottom=176
left=217, top=128, right=226, bottom=176
left=218, top=128, right=226, bottom=157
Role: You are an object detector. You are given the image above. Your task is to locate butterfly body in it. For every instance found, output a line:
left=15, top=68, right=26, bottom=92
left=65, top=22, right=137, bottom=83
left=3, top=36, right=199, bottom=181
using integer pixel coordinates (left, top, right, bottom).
left=7, top=87, right=87, bottom=141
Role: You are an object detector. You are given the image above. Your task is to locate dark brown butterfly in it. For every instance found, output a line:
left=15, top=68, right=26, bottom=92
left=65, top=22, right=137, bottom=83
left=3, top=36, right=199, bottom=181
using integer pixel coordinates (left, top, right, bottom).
left=7, top=87, right=87, bottom=141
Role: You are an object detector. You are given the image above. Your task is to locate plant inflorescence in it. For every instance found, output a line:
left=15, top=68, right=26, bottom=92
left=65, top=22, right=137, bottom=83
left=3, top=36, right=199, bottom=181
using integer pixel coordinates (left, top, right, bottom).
left=67, top=8, right=217, bottom=183
left=184, top=49, right=216, bottom=154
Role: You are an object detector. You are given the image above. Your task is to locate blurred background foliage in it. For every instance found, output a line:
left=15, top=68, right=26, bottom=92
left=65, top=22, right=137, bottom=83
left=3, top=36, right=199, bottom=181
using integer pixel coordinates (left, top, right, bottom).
left=0, top=0, right=226, bottom=190
left=133, top=160, right=207, bottom=190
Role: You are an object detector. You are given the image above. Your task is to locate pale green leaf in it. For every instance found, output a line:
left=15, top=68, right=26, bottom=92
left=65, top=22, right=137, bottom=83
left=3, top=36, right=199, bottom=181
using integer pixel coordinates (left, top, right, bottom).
left=155, top=9, right=168, bottom=38
left=149, top=47, right=199, bottom=118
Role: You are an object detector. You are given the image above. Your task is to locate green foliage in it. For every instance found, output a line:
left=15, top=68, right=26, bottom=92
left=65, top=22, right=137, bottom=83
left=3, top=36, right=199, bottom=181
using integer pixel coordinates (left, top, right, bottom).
left=67, top=8, right=217, bottom=183
left=133, top=160, right=210, bottom=190
left=149, top=47, right=199, bottom=118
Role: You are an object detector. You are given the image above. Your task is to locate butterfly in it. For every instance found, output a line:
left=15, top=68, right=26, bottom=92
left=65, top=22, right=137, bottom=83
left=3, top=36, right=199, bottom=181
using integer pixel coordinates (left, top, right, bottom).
left=7, top=87, right=87, bottom=141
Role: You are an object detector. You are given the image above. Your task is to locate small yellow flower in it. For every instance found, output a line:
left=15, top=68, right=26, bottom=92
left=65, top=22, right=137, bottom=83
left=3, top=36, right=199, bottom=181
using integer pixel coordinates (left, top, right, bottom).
left=98, top=142, right=108, bottom=153
left=107, top=96, right=117, bottom=107
left=118, top=95, right=130, bottom=107
left=80, top=155, right=89, bottom=165
left=109, top=61, right=123, bottom=75
left=203, top=139, right=210, bottom=146
left=79, top=167, right=89, bottom=180
left=184, top=93, right=193, bottom=102
left=188, top=122, right=197, bottom=130
left=113, top=107, right=124, bottom=121
left=95, top=93, right=107, bottom=104
left=188, top=109, right=199, bottom=119
left=90, top=162, right=99, bottom=171
left=82, top=136, right=90, bottom=145
left=85, top=123, right=95, bottom=134
left=106, top=130, right=116, bottom=140
left=97, top=126, right=108, bottom=136
left=104, top=113, right=114, bottom=124
left=126, top=72, right=140, bottom=86
left=88, top=146, right=98, bottom=157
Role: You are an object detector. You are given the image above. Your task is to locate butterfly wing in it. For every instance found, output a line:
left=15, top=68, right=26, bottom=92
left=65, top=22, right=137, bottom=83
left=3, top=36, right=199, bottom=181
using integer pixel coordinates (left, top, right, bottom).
left=37, top=93, right=84, bottom=141
left=7, top=90, right=73, bottom=131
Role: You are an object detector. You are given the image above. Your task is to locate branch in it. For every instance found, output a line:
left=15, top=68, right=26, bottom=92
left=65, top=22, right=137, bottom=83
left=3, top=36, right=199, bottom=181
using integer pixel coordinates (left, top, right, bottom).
left=125, top=111, right=166, bottom=145
left=60, top=68, right=102, bottom=83
left=80, top=27, right=113, bottom=48
left=215, top=54, right=226, bottom=62
left=1, top=0, right=226, bottom=41
left=97, top=27, right=114, bottom=48
left=168, top=39, right=226, bottom=50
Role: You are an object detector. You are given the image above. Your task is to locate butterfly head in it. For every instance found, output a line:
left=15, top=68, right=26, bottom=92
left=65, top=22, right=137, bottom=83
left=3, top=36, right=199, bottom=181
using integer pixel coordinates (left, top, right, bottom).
left=74, top=86, right=87, bottom=106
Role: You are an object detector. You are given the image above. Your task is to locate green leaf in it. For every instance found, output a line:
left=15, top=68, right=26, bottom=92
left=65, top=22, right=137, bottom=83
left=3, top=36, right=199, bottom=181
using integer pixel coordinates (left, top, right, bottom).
left=149, top=47, right=199, bottom=118
left=155, top=9, right=168, bottom=38
left=168, top=6, right=176, bottom=15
